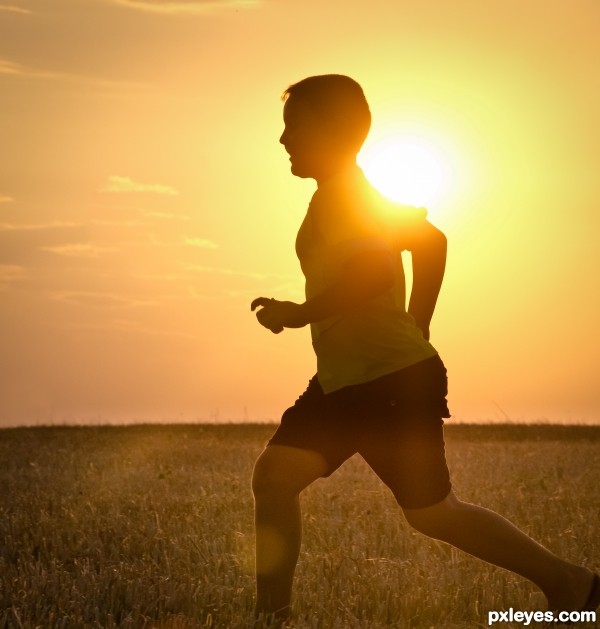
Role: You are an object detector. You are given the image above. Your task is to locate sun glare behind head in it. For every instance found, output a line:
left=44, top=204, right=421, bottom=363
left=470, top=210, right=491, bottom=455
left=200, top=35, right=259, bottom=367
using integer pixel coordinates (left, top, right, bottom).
left=358, top=134, right=452, bottom=209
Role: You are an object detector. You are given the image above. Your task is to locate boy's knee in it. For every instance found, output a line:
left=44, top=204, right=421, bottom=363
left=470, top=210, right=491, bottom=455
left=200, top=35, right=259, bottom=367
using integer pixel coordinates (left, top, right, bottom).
left=252, top=445, right=327, bottom=500
left=252, top=452, right=292, bottom=499
left=404, top=511, right=444, bottom=538
left=402, top=491, right=460, bottom=538
left=251, top=459, right=276, bottom=499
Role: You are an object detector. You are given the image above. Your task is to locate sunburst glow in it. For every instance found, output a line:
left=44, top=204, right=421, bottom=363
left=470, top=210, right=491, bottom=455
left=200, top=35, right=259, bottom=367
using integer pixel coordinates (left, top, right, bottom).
left=358, top=134, right=453, bottom=209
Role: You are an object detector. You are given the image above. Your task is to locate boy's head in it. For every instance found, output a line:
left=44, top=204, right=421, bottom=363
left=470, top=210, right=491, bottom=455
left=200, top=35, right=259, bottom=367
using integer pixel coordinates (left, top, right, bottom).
left=279, top=74, right=371, bottom=181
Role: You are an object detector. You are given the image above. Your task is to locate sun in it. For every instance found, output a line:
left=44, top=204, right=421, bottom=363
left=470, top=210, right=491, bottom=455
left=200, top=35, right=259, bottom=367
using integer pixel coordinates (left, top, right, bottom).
left=358, top=133, right=452, bottom=209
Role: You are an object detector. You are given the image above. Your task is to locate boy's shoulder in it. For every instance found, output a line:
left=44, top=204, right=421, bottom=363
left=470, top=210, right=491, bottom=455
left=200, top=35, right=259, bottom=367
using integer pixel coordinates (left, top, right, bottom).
left=310, top=165, right=429, bottom=242
left=361, top=179, right=429, bottom=231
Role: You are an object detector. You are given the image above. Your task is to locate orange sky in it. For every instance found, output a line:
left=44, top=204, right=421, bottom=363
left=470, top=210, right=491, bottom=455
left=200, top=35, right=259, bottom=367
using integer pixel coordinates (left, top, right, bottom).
left=1, top=0, right=599, bottom=425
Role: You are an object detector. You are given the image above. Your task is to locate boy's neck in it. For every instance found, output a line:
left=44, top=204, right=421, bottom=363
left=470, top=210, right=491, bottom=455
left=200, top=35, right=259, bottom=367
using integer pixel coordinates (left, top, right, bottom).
left=315, top=155, right=358, bottom=188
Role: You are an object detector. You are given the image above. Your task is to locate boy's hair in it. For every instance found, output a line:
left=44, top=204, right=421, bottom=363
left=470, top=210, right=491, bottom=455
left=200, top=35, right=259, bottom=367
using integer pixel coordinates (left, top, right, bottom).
left=282, top=74, right=371, bottom=152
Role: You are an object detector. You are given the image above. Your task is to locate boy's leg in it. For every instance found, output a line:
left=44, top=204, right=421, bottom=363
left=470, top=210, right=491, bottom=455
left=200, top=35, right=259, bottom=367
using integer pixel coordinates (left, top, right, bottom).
left=252, top=444, right=329, bottom=622
left=359, top=406, right=595, bottom=613
left=402, top=490, right=596, bottom=612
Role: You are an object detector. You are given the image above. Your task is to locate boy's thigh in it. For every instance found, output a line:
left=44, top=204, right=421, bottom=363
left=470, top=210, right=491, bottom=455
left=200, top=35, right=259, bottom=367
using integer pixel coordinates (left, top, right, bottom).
left=252, top=445, right=330, bottom=496
left=266, top=376, right=357, bottom=477
left=359, top=414, right=452, bottom=510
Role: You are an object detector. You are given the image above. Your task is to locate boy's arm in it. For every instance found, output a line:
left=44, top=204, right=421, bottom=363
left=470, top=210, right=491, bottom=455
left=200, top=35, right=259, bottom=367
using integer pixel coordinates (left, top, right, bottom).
left=405, top=220, right=447, bottom=340
left=251, top=219, right=447, bottom=337
left=251, top=249, right=394, bottom=333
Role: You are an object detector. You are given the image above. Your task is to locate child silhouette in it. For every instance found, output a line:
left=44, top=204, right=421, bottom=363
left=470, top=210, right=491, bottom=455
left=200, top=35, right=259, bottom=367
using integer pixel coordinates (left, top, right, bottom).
left=250, top=74, right=599, bottom=627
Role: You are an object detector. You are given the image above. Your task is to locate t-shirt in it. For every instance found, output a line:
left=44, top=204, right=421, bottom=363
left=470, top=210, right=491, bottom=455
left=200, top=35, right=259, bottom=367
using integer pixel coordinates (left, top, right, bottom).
left=295, top=164, right=438, bottom=393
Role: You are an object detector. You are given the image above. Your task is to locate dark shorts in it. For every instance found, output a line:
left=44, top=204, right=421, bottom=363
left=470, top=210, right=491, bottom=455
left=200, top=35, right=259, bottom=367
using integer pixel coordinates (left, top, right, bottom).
left=268, top=354, right=452, bottom=509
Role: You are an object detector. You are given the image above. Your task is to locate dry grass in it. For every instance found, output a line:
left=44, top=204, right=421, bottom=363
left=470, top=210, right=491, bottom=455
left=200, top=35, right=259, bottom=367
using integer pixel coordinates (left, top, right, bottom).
left=0, top=424, right=598, bottom=628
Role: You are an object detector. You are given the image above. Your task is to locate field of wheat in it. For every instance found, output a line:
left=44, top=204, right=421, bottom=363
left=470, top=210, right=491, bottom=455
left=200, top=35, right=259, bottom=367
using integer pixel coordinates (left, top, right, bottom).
left=0, top=424, right=598, bottom=628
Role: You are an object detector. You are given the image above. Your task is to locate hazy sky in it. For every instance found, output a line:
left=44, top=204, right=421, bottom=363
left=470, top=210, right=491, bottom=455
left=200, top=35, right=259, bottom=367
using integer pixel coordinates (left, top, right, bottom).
left=1, top=0, right=599, bottom=426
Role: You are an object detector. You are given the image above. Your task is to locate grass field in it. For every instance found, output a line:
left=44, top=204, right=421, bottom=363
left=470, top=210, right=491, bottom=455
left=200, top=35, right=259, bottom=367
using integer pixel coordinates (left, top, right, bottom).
left=0, top=424, right=598, bottom=628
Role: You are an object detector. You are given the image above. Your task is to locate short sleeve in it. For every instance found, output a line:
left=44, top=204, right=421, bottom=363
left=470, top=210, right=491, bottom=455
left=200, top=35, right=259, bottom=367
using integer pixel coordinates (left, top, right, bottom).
left=312, top=184, right=390, bottom=264
left=385, top=203, right=428, bottom=251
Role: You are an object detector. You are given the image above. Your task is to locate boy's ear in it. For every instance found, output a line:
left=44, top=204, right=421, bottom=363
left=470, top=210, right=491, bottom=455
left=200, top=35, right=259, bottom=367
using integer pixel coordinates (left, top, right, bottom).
left=323, top=123, right=359, bottom=155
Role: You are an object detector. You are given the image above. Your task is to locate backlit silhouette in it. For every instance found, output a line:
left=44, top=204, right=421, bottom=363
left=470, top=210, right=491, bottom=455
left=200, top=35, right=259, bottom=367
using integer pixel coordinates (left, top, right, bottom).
left=250, top=74, right=599, bottom=627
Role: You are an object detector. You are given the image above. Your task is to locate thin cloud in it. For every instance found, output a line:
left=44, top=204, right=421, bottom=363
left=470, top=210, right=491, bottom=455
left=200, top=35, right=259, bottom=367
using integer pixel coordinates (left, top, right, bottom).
left=51, top=291, right=158, bottom=309
left=0, top=60, right=20, bottom=75
left=41, top=243, right=118, bottom=258
left=0, top=264, right=26, bottom=283
left=144, top=211, right=190, bottom=220
left=0, top=58, right=146, bottom=91
left=131, top=271, right=186, bottom=282
left=186, top=286, right=231, bottom=302
left=183, top=237, right=218, bottom=249
left=111, top=0, right=260, bottom=15
left=0, top=194, right=14, bottom=203
left=0, top=221, right=82, bottom=232
left=90, top=218, right=150, bottom=228
left=100, top=175, right=179, bottom=196
left=184, top=263, right=295, bottom=281
left=184, top=282, right=304, bottom=302
left=186, top=264, right=267, bottom=279
left=183, top=265, right=304, bottom=300
left=0, top=5, right=31, bottom=14
left=51, top=318, right=201, bottom=341
left=142, top=234, right=219, bottom=249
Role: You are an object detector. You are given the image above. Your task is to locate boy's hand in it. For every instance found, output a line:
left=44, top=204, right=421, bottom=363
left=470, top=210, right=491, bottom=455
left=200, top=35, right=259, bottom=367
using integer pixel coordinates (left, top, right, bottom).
left=251, top=297, right=308, bottom=334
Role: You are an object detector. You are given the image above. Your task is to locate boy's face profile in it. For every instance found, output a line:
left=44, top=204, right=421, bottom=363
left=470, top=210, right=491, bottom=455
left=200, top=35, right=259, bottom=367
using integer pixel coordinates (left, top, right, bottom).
left=279, top=96, right=354, bottom=182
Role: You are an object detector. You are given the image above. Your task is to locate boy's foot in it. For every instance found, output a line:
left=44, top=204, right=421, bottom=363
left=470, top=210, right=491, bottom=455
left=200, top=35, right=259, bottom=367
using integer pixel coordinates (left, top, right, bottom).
left=254, top=610, right=291, bottom=629
left=582, top=572, right=600, bottom=611
left=546, top=566, right=597, bottom=612
left=545, top=570, right=600, bottom=627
